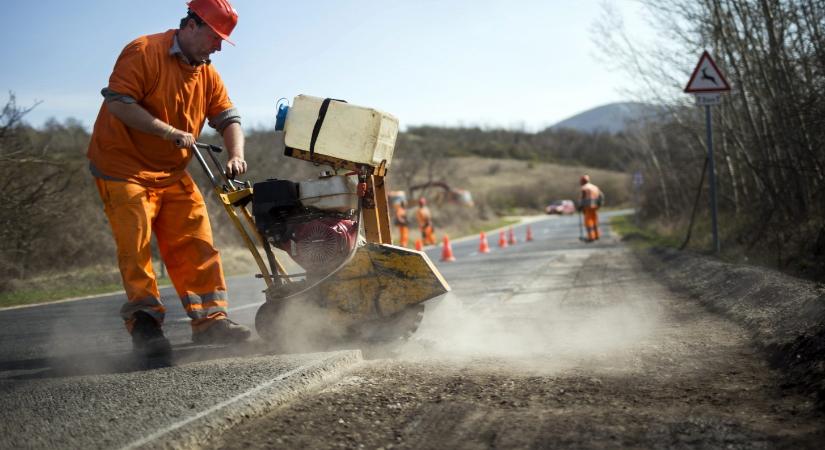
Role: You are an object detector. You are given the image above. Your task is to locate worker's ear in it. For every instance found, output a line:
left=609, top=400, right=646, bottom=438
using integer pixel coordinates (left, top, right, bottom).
left=184, top=18, right=198, bottom=33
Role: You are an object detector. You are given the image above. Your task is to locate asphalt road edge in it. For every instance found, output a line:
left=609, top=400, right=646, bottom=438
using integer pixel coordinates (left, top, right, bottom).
left=637, top=247, right=825, bottom=410
left=120, top=350, right=363, bottom=450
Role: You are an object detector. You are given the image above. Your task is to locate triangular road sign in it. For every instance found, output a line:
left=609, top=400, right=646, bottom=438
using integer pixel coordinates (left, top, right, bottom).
left=684, top=51, right=731, bottom=93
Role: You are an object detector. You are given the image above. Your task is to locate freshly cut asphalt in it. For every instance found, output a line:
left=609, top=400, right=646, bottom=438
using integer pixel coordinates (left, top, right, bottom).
left=0, top=259, right=362, bottom=449
left=0, top=349, right=361, bottom=449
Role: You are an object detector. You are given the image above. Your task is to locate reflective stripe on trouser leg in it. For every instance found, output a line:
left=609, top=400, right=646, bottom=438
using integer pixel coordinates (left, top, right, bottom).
left=584, top=208, right=599, bottom=241
left=152, top=173, right=229, bottom=330
left=181, top=291, right=230, bottom=331
left=94, top=178, right=168, bottom=327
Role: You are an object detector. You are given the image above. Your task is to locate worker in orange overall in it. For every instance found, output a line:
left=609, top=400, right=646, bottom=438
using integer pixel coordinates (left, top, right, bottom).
left=394, top=200, right=410, bottom=247
left=86, top=0, right=251, bottom=356
left=416, top=197, right=437, bottom=245
left=578, top=174, right=604, bottom=242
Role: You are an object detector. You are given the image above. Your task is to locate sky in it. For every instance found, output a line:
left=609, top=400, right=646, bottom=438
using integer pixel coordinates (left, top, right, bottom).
left=0, top=1, right=656, bottom=131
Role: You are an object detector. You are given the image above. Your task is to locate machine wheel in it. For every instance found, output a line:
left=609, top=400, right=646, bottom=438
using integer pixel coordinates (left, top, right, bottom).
left=257, top=297, right=426, bottom=351
left=255, top=295, right=346, bottom=352
left=254, top=300, right=287, bottom=344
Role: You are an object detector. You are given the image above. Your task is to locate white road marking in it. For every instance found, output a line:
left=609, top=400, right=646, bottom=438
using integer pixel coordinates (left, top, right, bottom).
left=228, top=301, right=265, bottom=312
left=119, top=356, right=333, bottom=450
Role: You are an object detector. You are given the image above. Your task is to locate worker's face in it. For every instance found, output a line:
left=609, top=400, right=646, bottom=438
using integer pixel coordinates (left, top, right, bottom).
left=184, top=20, right=223, bottom=62
left=193, top=23, right=223, bottom=58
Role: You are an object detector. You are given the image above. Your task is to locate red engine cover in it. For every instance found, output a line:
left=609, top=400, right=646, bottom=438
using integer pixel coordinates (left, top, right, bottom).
left=278, top=218, right=358, bottom=273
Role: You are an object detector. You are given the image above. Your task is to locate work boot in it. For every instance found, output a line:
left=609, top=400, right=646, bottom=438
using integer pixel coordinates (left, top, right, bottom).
left=192, top=318, right=251, bottom=345
left=131, top=311, right=172, bottom=357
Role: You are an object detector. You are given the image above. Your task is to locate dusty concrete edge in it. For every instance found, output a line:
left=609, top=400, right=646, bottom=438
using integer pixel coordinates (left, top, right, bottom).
left=135, top=350, right=363, bottom=450
left=635, top=247, right=825, bottom=409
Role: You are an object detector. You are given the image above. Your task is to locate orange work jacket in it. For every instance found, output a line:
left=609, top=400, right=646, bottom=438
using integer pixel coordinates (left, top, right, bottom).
left=580, top=182, right=602, bottom=209
left=87, top=30, right=234, bottom=187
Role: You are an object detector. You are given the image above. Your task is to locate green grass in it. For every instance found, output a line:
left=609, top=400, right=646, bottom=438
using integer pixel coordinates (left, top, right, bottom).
left=0, top=266, right=169, bottom=309
left=610, top=214, right=682, bottom=249
left=0, top=282, right=126, bottom=308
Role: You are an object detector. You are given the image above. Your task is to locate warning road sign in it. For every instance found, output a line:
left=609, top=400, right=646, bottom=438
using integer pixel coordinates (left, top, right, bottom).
left=684, top=51, right=731, bottom=93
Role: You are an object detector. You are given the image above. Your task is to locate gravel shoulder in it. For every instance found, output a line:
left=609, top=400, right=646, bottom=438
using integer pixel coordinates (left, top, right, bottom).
left=638, top=247, right=825, bottom=410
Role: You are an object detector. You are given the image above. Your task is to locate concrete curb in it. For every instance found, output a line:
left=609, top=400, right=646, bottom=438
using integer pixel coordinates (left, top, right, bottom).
left=637, top=247, right=825, bottom=409
left=120, top=350, right=363, bottom=450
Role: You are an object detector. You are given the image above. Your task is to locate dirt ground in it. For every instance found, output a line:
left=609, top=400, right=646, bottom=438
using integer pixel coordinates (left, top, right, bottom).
left=209, top=246, right=825, bottom=449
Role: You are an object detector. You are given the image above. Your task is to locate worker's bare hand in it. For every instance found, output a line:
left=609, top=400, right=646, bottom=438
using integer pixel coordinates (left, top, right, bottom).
left=170, top=129, right=195, bottom=149
left=225, top=157, right=247, bottom=179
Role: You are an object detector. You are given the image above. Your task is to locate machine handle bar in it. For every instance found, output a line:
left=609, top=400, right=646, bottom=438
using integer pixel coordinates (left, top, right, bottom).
left=189, top=141, right=248, bottom=191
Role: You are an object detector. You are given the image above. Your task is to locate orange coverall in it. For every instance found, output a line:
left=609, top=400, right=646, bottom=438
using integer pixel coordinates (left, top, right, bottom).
left=416, top=205, right=437, bottom=245
left=87, top=30, right=237, bottom=333
left=394, top=203, right=410, bottom=248
left=580, top=182, right=602, bottom=241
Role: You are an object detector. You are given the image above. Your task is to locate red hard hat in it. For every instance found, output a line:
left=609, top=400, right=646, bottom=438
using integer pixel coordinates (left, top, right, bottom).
left=187, top=0, right=238, bottom=45
left=580, top=175, right=590, bottom=185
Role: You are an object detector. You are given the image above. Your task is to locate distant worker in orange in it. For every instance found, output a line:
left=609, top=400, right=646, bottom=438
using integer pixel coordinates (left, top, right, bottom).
left=578, top=174, right=604, bottom=242
left=394, top=200, right=410, bottom=247
left=416, top=197, right=437, bottom=246
left=86, top=0, right=251, bottom=357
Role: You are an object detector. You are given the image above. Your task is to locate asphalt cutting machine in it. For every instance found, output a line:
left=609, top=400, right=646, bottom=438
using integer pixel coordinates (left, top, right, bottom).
left=191, top=95, right=450, bottom=349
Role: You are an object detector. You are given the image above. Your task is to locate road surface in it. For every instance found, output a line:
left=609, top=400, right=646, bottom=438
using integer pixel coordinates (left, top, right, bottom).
left=210, top=212, right=825, bottom=448
left=1, top=211, right=823, bottom=448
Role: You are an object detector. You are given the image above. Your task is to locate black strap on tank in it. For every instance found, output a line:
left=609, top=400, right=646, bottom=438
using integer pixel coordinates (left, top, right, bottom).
left=309, top=98, right=347, bottom=159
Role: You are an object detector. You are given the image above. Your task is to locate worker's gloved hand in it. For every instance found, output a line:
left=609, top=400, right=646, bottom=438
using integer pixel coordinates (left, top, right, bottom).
left=225, top=157, right=247, bottom=179
left=170, top=129, right=195, bottom=149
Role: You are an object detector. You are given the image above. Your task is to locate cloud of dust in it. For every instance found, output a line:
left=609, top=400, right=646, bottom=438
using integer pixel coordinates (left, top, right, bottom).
left=263, top=298, right=351, bottom=354
left=397, top=291, right=661, bottom=373
left=43, top=313, right=134, bottom=376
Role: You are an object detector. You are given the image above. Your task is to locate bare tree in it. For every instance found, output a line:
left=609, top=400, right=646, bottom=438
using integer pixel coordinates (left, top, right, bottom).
left=595, top=0, right=825, bottom=275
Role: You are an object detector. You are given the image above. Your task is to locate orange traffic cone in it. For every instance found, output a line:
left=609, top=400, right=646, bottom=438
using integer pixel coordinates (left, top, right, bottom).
left=414, top=238, right=423, bottom=251
left=508, top=227, right=517, bottom=245
left=441, top=235, right=456, bottom=262
left=526, top=225, right=534, bottom=242
left=479, top=232, right=491, bottom=253
left=498, top=230, right=508, bottom=248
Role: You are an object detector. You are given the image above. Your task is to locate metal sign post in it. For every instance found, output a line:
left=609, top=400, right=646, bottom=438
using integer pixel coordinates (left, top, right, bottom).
left=685, top=51, right=731, bottom=254
left=704, top=103, right=719, bottom=253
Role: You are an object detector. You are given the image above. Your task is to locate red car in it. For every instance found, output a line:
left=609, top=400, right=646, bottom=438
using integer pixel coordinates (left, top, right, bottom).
left=545, top=199, right=576, bottom=215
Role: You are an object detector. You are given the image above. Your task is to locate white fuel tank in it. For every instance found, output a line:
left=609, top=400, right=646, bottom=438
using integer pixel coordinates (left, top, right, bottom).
left=299, top=174, right=359, bottom=212
left=284, top=95, right=398, bottom=168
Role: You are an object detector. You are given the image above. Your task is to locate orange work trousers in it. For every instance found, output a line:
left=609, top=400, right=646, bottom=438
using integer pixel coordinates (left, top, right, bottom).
left=95, top=173, right=228, bottom=333
left=420, top=225, right=437, bottom=245
left=583, top=207, right=600, bottom=241
left=397, top=225, right=409, bottom=248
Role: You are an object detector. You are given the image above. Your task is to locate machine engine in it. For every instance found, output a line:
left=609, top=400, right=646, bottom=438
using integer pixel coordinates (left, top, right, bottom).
left=252, top=174, right=359, bottom=274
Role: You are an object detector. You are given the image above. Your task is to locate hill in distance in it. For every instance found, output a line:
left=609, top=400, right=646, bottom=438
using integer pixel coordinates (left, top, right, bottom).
left=548, top=102, right=664, bottom=134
